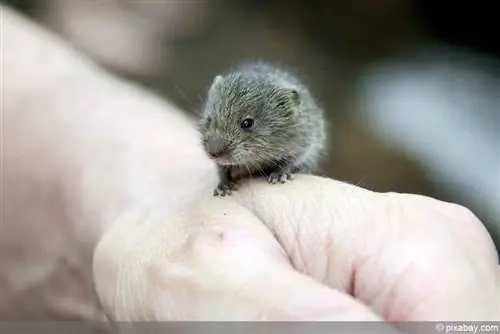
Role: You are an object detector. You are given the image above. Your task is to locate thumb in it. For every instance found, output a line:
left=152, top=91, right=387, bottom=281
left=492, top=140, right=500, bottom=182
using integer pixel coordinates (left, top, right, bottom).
left=242, top=264, right=384, bottom=321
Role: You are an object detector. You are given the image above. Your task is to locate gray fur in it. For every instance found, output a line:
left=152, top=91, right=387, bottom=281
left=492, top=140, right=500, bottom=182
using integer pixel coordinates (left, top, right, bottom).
left=198, top=61, right=327, bottom=196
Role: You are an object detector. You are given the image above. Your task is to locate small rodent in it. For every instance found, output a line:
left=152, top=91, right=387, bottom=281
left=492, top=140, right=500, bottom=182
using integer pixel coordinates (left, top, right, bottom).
left=198, top=61, right=327, bottom=196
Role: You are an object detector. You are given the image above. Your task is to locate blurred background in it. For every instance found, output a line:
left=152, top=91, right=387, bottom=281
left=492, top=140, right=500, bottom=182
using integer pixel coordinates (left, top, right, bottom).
left=5, top=0, right=499, bottom=256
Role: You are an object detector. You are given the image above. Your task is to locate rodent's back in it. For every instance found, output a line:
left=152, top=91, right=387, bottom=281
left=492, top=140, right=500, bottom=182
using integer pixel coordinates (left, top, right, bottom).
left=224, top=62, right=306, bottom=93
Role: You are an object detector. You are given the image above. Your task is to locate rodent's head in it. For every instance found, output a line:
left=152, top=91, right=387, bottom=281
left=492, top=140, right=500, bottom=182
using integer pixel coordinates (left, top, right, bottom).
left=198, top=72, right=302, bottom=167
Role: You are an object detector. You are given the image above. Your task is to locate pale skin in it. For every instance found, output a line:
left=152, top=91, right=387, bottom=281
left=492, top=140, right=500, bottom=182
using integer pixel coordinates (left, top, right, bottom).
left=1, top=7, right=499, bottom=322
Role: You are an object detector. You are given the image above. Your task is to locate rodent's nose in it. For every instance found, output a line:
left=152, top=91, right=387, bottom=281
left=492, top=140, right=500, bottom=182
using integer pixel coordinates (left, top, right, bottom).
left=205, top=138, right=229, bottom=158
left=207, top=145, right=229, bottom=158
left=209, top=149, right=227, bottom=158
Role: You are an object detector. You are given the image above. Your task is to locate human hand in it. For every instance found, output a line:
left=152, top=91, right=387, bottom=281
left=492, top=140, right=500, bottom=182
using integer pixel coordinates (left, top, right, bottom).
left=3, top=6, right=498, bottom=322
left=235, top=177, right=500, bottom=321
left=94, top=174, right=500, bottom=321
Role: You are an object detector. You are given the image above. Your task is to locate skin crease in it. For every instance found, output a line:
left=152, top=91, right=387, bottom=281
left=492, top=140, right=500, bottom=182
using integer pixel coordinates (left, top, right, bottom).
left=2, top=6, right=499, bottom=323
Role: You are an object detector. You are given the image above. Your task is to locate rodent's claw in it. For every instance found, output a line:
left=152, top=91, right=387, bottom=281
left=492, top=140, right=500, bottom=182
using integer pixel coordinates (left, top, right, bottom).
left=268, top=171, right=293, bottom=184
left=213, top=182, right=237, bottom=197
left=213, top=187, right=230, bottom=196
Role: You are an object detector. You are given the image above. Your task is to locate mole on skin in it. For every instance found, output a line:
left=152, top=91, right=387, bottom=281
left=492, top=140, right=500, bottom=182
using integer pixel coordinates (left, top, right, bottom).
left=197, top=61, right=327, bottom=196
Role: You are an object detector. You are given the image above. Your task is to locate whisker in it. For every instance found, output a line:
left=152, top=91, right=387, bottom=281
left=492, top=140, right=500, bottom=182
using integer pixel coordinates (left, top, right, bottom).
left=246, top=154, right=268, bottom=178
left=247, top=156, right=266, bottom=177
left=353, top=173, right=370, bottom=189
left=172, top=83, right=194, bottom=108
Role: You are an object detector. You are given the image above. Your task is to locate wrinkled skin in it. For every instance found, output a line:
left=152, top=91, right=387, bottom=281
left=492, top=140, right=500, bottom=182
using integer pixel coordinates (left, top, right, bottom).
left=2, top=6, right=499, bottom=322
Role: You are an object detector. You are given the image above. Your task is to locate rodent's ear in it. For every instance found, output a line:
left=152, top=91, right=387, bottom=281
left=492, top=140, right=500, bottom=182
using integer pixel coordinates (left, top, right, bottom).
left=278, top=88, right=301, bottom=118
left=212, top=75, right=224, bottom=87
left=283, top=88, right=300, bottom=106
left=208, top=75, right=224, bottom=96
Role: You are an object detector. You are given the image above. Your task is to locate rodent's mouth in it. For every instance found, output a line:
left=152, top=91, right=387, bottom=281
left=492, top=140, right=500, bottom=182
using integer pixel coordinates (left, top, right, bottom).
left=212, top=156, right=234, bottom=166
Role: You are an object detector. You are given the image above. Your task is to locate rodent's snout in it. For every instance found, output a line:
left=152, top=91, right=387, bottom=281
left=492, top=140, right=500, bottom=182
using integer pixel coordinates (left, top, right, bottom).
left=203, top=136, right=230, bottom=158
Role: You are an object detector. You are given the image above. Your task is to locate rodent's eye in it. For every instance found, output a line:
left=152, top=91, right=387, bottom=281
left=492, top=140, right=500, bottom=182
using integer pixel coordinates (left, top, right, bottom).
left=240, top=118, right=254, bottom=129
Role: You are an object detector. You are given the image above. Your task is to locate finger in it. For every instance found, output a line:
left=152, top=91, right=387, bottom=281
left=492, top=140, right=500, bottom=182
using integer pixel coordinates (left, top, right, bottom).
left=231, top=175, right=500, bottom=321
left=93, top=197, right=388, bottom=321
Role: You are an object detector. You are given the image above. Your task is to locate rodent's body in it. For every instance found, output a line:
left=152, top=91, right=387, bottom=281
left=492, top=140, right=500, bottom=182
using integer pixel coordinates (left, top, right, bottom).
left=198, top=62, right=327, bottom=196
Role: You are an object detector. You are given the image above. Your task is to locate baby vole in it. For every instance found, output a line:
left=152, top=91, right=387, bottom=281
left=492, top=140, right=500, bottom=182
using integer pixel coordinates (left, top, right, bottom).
left=198, top=61, right=327, bottom=196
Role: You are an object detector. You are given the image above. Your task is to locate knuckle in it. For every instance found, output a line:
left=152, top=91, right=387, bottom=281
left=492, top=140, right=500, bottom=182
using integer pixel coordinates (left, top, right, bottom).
left=444, top=202, right=479, bottom=222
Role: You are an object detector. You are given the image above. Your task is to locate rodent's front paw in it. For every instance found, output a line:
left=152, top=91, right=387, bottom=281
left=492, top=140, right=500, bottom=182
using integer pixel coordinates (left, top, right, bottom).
left=268, top=171, right=293, bottom=184
left=213, top=182, right=237, bottom=197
